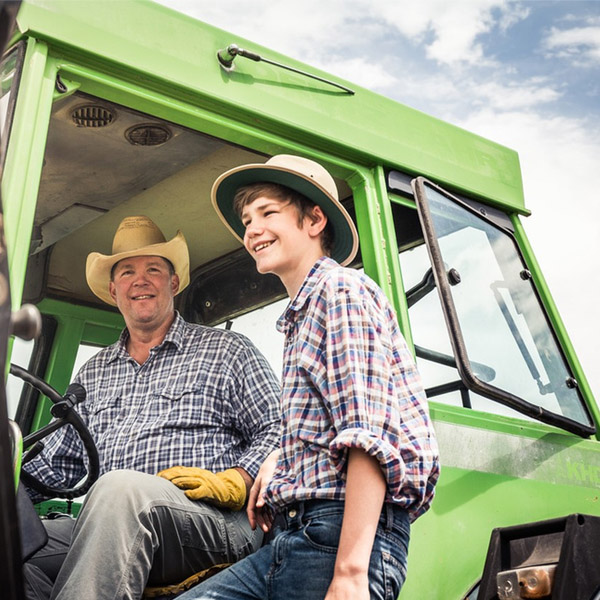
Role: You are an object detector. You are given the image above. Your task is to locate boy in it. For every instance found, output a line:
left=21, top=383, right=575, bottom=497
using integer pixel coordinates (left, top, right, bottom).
left=179, top=155, right=439, bottom=600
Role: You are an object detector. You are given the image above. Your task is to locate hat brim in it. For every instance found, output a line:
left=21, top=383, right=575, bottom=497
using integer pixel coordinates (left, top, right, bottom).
left=86, top=231, right=190, bottom=306
left=211, top=163, right=359, bottom=266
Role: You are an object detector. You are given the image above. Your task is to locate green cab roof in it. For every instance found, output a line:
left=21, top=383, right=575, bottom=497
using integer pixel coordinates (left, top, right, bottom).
left=14, top=0, right=526, bottom=213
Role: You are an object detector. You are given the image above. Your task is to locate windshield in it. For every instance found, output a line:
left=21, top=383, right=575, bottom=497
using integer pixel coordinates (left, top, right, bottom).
left=411, top=177, right=593, bottom=436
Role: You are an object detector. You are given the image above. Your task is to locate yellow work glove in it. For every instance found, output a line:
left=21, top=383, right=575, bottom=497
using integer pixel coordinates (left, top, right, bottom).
left=157, top=466, right=247, bottom=511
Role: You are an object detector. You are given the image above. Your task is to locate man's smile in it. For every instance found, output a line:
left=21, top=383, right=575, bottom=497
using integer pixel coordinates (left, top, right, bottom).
left=131, top=294, right=155, bottom=300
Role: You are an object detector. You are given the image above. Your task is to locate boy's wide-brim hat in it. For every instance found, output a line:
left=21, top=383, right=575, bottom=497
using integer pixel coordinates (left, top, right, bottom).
left=211, top=154, right=359, bottom=266
left=86, top=215, right=190, bottom=306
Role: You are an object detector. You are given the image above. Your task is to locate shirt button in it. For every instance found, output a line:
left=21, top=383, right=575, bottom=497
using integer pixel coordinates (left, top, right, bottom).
left=288, top=509, right=297, bottom=518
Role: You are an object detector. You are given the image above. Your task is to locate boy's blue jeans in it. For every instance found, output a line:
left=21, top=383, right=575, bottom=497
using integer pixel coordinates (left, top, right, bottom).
left=177, top=499, right=410, bottom=600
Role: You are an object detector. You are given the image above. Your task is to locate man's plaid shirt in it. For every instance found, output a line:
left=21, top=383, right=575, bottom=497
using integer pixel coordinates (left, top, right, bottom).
left=265, top=257, right=439, bottom=521
left=24, top=313, right=281, bottom=501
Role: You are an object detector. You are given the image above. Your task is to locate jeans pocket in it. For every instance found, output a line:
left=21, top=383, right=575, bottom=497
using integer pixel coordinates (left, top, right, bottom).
left=369, top=525, right=409, bottom=600
left=301, top=515, right=342, bottom=553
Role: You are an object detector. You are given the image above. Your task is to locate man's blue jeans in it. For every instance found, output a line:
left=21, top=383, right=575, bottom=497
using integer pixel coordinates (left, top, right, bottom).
left=177, top=500, right=410, bottom=600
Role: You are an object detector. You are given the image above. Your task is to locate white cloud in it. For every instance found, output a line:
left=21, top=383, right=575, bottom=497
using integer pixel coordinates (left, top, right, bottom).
left=156, top=0, right=365, bottom=61
left=391, top=71, right=463, bottom=109
left=473, top=79, right=563, bottom=111
left=368, top=0, right=529, bottom=66
left=543, top=25, right=600, bottom=65
left=378, top=74, right=563, bottom=125
left=498, top=4, right=531, bottom=32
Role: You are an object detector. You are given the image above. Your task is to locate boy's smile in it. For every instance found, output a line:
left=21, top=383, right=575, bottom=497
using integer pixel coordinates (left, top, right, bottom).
left=254, top=241, right=274, bottom=252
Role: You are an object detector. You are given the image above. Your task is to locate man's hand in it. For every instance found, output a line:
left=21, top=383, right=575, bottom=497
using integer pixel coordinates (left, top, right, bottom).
left=247, top=449, right=280, bottom=531
left=157, top=466, right=246, bottom=511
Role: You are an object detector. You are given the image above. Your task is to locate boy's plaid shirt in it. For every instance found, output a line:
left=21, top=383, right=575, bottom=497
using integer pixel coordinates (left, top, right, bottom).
left=266, top=257, right=439, bottom=521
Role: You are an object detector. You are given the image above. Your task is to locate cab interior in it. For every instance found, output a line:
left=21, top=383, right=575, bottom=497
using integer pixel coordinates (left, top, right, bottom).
left=10, top=88, right=375, bottom=437
left=26, top=91, right=286, bottom=318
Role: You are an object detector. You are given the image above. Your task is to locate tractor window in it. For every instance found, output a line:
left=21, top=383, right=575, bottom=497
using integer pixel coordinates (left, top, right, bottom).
left=7, top=337, right=34, bottom=418
left=214, top=300, right=286, bottom=380
left=73, top=343, right=101, bottom=377
left=0, top=41, right=24, bottom=167
left=399, top=233, right=537, bottom=420
left=403, top=178, right=593, bottom=436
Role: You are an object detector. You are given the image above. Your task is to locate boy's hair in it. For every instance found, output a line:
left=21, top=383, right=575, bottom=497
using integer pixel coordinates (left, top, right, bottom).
left=233, top=182, right=334, bottom=255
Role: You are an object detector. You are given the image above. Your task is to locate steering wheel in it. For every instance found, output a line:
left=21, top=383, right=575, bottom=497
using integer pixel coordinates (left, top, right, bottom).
left=10, top=364, right=100, bottom=499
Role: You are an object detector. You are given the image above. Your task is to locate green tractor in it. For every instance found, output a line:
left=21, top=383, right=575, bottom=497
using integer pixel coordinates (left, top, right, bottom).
left=1, top=2, right=599, bottom=598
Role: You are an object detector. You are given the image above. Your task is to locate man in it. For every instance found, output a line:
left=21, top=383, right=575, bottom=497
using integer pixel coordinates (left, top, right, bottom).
left=178, top=155, right=439, bottom=600
left=23, top=215, right=281, bottom=600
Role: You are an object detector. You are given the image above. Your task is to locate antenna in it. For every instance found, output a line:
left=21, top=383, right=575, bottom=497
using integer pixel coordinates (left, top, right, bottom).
left=217, top=43, right=355, bottom=95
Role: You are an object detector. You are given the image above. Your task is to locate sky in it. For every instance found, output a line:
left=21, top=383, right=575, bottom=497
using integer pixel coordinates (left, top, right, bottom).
left=154, top=0, right=600, bottom=398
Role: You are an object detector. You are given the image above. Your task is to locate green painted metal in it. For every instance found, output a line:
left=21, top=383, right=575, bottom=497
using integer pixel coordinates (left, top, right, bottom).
left=370, top=166, right=416, bottom=350
left=11, top=422, right=22, bottom=491
left=36, top=498, right=81, bottom=518
left=38, top=298, right=124, bottom=334
left=2, top=37, right=55, bottom=311
left=400, top=404, right=600, bottom=597
left=12, top=0, right=525, bottom=213
left=387, top=194, right=424, bottom=352
left=31, top=317, right=82, bottom=431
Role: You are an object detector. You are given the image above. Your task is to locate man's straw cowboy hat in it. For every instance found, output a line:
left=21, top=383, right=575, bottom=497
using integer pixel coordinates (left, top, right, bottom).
left=86, top=215, right=190, bottom=306
left=211, top=154, right=359, bottom=266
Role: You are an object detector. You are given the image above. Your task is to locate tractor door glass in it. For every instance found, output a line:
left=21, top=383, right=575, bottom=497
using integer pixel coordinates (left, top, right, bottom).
left=0, top=42, right=25, bottom=167
left=73, top=343, right=101, bottom=376
left=7, top=338, right=34, bottom=418
left=410, top=178, right=593, bottom=435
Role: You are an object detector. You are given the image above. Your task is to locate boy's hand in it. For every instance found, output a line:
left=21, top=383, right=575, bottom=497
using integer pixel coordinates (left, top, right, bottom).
left=325, top=573, right=370, bottom=600
left=247, top=449, right=280, bottom=531
left=325, top=449, right=387, bottom=600
left=157, top=466, right=246, bottom=511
